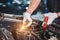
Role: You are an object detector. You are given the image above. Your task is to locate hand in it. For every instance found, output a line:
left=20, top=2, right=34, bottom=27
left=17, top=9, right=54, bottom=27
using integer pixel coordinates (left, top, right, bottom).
left=23, top=12, right=32, bottom=27
left=47, top=13, right=57, bottom=25
left=42, top=13, right=57, bottom=30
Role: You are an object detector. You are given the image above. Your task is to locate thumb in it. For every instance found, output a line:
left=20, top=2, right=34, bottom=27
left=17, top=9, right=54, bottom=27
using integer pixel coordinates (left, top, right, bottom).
left=23, top=18, right=26, bottom=23
left=26, top=18, right=32, bottom=27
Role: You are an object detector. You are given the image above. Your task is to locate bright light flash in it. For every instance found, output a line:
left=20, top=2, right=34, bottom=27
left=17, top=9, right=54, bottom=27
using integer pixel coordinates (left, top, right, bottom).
left=20, top=26, right=26, bottom=31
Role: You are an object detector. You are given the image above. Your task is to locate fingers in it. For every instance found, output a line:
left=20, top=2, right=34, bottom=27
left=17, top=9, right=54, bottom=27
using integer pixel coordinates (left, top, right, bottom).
left=23, top=18, right=26, bottom=23
left=26, top=18, right=32, bottom=27
left=23, top=12, right=32, bottom=27
left=23, top=17, right=32, bottom=27
left=26, top=21, right=32, bottom=27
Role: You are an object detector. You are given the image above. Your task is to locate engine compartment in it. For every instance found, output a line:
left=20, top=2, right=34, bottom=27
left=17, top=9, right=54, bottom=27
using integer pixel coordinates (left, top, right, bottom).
left=0, top=16, right=43, bottom=40
left=0, top=14, right=60, bottom=40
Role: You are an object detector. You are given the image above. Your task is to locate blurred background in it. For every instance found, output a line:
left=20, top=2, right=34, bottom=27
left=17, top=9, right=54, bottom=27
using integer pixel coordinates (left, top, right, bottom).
left=0, top=0, right=47, bottom=21
left=0, top=0, right=31, bottom=15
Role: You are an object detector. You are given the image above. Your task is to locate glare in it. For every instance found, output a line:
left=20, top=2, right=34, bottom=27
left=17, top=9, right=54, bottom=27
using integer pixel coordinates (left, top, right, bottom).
left=27, top=1, right=30, bottom=4
left=16, top=21, right=32, bottom=32
left=2, top=5, right=6, bottom=7
left=0, top=3, right=3, bottom=5
left=20, top=26, right=26, bottom=31
left=13, top=0, right=21, bottom=4
left=7, top=2, right=11, bottom=5
left=26, top=7, right=28, bottom=9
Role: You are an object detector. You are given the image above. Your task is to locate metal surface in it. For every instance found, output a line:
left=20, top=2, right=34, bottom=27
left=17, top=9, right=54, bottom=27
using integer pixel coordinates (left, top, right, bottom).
left=0, top=28, right=14, bottom=40
left=0, top=15, right=43, bottom=40
left=0, top=14, right=60, bottom=40
left=15, top=18, right=43, bottom=40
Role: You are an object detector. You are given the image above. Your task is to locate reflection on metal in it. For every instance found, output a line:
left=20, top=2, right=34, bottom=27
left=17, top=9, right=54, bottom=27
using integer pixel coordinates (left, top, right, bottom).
left=13, top=0, right=22, bottom=4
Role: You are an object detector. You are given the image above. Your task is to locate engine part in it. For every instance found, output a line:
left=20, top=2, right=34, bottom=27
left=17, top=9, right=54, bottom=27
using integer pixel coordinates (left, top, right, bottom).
left=45, top=17, right=60, bottom=40
left=0, top=16, right=43, bottom=40
left=0, top=13, right=4, bottom=21
left=15, top=17, right=43, bottom=40
left=0, top=28, right=14, bottom=40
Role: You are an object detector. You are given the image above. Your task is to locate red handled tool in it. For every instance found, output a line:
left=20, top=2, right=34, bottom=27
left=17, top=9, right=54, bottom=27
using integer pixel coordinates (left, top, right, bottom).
left=42, top=16, right=49, bottom=30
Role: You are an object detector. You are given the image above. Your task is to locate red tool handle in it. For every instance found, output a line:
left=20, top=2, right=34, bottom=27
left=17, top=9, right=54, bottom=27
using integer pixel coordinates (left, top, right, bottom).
left=42, top=16, right=49, bottom=30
